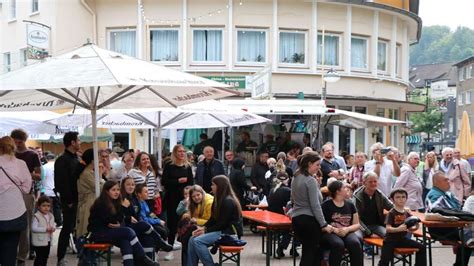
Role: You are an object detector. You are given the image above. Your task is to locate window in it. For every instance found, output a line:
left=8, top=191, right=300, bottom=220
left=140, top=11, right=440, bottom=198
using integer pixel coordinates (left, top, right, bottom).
left=317, top=33, right=340, bottom=66
left=449, top=117, right=454, bottom=133
left=150, top=29, right=179, bottom=62
left=236, top=29, right=266, bottom=63
left=193, top=29, right=223, bottom=62
left=396, top=44, right=401, bottom=76
left=31, top=0, right=38, bottom=13
left=466, top=91, right=472, bottom=105
left=279, top=31, right=306, bottom=65
left=20, top=49, right=28, bottom=67
left=10, top=0, right=16, bottom=19
left=465, top=65, right=471, bottom=79
left=108, top=29, right=136, bottom=57
left=351, top=37, right=368, bottom=70
left=377, top=40, right=388, bottom=71
left=458, top=92, right=464, bottom=106
left=389, top=109, right=399, bottom=147
left=3, top=53, right=11, bottom=72
left=458, top=66, right=465, bottom=81
left=471, top=64, right=474, bottom=78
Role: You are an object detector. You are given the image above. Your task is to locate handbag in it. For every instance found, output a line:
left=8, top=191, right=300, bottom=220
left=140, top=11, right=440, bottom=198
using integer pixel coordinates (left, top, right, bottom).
left=0, top=166, right=27, bottom=194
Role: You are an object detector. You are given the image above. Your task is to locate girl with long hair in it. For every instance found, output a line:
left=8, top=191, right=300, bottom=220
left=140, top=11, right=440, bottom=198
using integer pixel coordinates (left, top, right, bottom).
left=422, top=151, right=439, bottom=201
left=179, top=185, right=214, bottom=266
left=321, top=180, right=362, bottom=266
left=161, top=144, right=194, bottom=261
left=291, top=151, right=333, bottom=266
left=88, top=181, right=158, bottom=266
left=187, top=175, right=243, bottom=266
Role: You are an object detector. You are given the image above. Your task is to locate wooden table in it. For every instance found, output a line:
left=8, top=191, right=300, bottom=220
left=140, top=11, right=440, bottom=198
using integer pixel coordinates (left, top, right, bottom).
left=246, top=204, right=268, bottom=210
left=242, top=210, right=292, bottom=266
left=412, top=212, right=471, bottom=266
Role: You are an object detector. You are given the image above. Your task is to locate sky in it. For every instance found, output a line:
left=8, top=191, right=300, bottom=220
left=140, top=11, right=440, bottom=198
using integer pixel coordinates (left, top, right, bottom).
left=419, top=0, right=474, bottom=30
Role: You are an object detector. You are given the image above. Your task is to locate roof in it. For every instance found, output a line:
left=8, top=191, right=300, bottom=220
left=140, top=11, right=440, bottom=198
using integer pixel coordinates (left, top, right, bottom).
left=453, top=56, right=474, bottom=67
left=409, top=63, right=457, bottom=88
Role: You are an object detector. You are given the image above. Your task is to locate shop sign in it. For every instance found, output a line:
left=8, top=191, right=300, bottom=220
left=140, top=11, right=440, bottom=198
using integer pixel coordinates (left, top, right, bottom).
left=205, top=76, right=246, bottom=89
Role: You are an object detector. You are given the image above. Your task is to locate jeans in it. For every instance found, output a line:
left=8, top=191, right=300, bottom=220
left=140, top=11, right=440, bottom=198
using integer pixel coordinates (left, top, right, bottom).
left=92, top=226, right=145, bottom=266
left=187, top=231, right=221, bottom=266
left=292, top=215, right=321, bottom=266
left=321, top=232, right=363, bottom=266
left=366, top=224, right=386, bottom=237
left=57, top=203, right=76, bottom=261
left=379, top=238, right=426, bottom=266
left=0, top=231, right=21, bottom=266
left=18, top=193, right=35, bottom=261
left=34, top=242, right=51, bottom=266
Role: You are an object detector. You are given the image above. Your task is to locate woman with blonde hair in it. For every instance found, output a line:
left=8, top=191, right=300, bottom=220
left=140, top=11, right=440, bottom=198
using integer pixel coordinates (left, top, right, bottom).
left=162, top=144, right=194, bottom=261
left=422, top=151, right=439, bottom=201
left=0, top=136, right=32, bottom=265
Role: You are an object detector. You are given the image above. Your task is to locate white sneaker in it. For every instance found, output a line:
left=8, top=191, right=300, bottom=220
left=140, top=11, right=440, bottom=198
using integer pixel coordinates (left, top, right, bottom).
left=164, top=252, right=174, bottom=261
left=173, top=242, right=181, bottom=250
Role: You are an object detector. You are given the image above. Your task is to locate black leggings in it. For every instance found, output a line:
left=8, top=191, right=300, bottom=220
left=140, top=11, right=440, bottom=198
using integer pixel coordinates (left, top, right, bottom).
left=34, top=243, right=51, bottom=266
left=379, top=238, right=426, bottom=266
left=165, top=198, right=179, bottom=246
left=292, top=215, right=322, bottom=266
left=321, top=232, right=363, bottom=266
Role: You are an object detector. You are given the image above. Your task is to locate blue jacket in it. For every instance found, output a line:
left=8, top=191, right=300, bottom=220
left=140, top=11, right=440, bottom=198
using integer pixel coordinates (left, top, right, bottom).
left=138, top=200, right=162, bottom=225
left=196, top=159, right=225, bottom=193
left=426, top=187, right=461, bottom=211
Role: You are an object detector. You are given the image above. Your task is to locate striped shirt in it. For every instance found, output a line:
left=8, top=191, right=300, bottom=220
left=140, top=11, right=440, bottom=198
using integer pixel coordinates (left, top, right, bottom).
left=128, top=168, right=156, bottom=199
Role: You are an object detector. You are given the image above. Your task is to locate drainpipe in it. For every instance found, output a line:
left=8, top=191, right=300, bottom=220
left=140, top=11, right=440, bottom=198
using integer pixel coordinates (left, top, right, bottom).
left=80, top=0, right=97, bottom=44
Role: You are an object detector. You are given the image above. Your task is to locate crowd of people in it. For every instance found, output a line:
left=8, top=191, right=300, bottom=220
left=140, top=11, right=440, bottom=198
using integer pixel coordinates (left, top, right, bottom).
left=1, top=127, right=474, bottom=266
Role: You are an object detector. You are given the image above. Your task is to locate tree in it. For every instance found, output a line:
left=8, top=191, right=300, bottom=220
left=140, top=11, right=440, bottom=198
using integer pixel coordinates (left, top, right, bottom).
left=409, top=108, right=443, bottom=142
left=410, top=26, right=474, bottom=65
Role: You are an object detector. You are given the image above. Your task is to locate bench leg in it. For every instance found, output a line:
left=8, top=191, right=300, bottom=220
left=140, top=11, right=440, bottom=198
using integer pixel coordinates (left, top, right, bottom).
left=219, top=250, right=223, bottom=265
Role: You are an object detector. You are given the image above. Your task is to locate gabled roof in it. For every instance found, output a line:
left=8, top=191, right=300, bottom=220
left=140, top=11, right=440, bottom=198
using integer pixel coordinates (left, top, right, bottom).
left=453, top=56, right=474, bottom=67
left=409, top=63, right=457, bottom=88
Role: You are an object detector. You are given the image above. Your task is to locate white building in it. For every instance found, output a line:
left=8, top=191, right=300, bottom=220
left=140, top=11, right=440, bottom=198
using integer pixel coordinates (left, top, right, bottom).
left=0, top=0, right=424, bottom=154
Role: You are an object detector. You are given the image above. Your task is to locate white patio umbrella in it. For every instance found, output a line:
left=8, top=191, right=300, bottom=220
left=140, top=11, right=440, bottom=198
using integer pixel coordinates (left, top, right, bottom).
left=46, top=100, right=271, bottom=162
left=0, top=43, right=238, bottom=196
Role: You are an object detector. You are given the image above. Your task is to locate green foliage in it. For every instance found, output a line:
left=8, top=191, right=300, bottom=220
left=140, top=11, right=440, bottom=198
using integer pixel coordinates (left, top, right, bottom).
left=410, top=26, right=474, bottom=65
left=409, top=108, right=443, bottom=141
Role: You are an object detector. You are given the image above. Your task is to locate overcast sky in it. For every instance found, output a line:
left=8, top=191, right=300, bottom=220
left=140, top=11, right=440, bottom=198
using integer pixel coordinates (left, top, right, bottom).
left=419, top=0, right=474, bottom=30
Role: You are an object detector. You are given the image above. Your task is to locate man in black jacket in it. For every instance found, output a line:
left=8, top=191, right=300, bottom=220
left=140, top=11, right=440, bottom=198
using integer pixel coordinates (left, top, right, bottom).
left=251, top=151, right=270, bottom=196
left=54, top=132, right=81, bottom=266
left=195, top=146, right=225, bottom=194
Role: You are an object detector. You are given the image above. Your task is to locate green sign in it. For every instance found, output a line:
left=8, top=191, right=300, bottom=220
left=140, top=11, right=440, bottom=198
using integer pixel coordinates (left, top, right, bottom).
left=205, top=76, right=246, bottom=89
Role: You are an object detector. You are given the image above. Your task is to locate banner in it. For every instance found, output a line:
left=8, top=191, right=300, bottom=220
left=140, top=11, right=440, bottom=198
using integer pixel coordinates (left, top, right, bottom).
left=247, top=66, right=272, bottom=99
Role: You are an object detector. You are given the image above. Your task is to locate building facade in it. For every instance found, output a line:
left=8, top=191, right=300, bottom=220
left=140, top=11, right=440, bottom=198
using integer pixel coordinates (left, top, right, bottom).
left=0, top=0, right=423, bottom=154
left=454, top=56, right=474, bottom=130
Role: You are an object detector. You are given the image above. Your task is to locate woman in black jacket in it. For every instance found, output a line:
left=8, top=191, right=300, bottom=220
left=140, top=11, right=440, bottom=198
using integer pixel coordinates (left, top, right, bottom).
left=88, top=181, right=158, bottom=266
left=187, top=175, right=243, bottom=266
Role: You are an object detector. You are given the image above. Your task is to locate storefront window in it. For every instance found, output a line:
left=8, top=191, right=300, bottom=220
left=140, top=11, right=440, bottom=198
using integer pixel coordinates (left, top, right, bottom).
left=355, top=106, right=367, bottom=152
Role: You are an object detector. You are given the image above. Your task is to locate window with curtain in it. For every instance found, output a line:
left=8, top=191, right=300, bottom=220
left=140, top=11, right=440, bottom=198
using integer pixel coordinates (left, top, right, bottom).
left=237, top=30, right=266, bottom=63
left=193, top=29, right=223, bottom=62
left=32, top=0, right=39, bottom=12
left=377, top=41, right=387, bottom=71
left=317, top=34, right=339, bottom=66
left=351, top=37, right=368, bottom=69
left=150, top=29, right=179, bottom=62
left=279, top=31, right=305, bottom=64
left=3, top=53, right=11, bottom=72
left=109, top=30, right=136, bottom=57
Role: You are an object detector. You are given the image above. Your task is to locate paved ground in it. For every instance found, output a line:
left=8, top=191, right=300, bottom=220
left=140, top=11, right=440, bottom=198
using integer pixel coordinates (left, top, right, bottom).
left=23, top=227, right=471, bottom=265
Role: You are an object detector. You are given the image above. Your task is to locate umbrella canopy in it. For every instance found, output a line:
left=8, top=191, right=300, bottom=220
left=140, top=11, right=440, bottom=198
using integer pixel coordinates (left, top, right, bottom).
left=46, top=101, right=271, bottom=129
left=0, top=44, right=238, bottom=196
left=456, top=111, right=473, bottom=157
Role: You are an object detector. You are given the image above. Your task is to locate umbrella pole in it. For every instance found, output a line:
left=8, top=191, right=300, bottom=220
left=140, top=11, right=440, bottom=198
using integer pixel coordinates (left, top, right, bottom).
left=222, top=128, right=225, bottom=160
left=92, top=107, right=101, bottom=197
left=156, top=111, right=162, bottom=168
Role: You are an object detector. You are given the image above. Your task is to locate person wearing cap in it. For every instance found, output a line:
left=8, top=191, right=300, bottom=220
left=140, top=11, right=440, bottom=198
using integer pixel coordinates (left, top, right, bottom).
left=268, top=172, right=294, bottom=258
left=75, top=149, right=105, bottom=237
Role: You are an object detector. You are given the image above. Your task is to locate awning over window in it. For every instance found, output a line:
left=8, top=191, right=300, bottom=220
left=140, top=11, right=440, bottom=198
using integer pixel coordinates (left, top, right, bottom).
left=406, top=135, right=422, bottom=144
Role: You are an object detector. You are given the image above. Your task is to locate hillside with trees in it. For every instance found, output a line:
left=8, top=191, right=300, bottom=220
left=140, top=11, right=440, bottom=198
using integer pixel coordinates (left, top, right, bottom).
left=410, top=25, right=474, bottom=65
